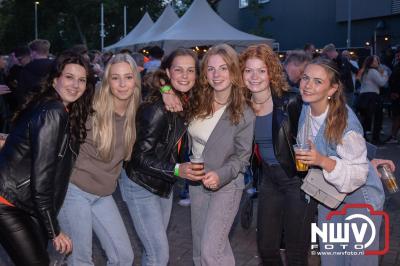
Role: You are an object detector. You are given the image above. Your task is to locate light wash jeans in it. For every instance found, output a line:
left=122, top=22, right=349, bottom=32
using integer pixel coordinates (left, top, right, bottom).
left=190, top=185, right=243, bottom=266
left=119, top=170, right=173, bottom=266
left=58, top=183, right=134, bottom=266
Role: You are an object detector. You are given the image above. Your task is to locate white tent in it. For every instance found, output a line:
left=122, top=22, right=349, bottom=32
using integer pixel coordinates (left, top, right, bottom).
left=131, top=5, right=179, bottom=50
left=141, top=0, right=274, bottom=54
left=104, top=12, right=154, bottom=51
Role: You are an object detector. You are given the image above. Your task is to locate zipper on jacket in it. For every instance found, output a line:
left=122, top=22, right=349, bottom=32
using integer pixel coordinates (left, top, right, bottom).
left=16, top=178, right=30, bottom=189
left=45, top=210, right=57, bottom=238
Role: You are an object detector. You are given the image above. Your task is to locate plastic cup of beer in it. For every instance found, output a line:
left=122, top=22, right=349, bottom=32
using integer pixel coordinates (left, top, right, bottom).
left=293, top=143, right=310, bottom=172
left=189, top=155, right=205, bottom=175
left=378, top=165, right=399, bottom=194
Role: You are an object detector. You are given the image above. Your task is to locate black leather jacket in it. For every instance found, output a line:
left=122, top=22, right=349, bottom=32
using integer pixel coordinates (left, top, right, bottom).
left=267, top=91, right=302, bottom=179
left=124, top=99, right=187, bottom=198
left=0, top=100, right=77, bottom=239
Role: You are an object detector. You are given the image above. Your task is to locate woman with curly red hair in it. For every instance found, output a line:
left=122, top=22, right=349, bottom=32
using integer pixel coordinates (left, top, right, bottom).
left=239, top=44, right=318, bottom=266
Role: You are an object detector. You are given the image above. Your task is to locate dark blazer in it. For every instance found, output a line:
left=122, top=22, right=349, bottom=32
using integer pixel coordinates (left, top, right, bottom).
left=0, top=99, right=76, bottom=239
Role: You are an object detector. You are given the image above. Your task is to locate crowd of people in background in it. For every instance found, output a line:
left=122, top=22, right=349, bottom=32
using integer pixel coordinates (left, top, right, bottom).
left=0, top=38, right=399, bottom=266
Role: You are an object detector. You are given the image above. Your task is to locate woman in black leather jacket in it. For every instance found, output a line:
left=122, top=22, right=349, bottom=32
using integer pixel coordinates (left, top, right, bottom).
left=120, top=48, right=202, bottom=266
left=0, top=51, right=94, bottom=266
left=239, top=44, right=317, bottom=266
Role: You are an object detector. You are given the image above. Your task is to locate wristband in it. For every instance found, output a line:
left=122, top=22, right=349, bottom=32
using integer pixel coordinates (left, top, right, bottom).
left=174, top=163, right=180, bottom=177
left=160, top=85, right=172, bottom=94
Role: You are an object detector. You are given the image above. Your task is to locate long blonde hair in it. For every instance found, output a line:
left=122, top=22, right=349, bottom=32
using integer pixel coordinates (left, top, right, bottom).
left=92, top=53, right=141, bottom=161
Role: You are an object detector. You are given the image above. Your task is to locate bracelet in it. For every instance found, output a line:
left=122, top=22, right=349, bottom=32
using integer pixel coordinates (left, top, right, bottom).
left=160, top=85, right=172, bottom=94
left=174, top=163, right=180, bottom=177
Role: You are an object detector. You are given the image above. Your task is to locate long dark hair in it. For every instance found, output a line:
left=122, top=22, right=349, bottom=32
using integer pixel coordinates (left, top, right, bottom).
left=13, top=50, right=95, bottom=144
left=358, top=55, right=380, bottom=81
left=146, top=48, right=199, bottom=120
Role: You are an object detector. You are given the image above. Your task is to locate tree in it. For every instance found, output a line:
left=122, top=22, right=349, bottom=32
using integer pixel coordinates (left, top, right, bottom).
left=0, top=0, right=165, bottom=53
left=248, top=0, right=273, bottom=38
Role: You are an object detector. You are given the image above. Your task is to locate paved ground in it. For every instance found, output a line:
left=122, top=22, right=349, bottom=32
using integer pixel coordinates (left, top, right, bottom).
left=1, top=116, right=400, bottom=266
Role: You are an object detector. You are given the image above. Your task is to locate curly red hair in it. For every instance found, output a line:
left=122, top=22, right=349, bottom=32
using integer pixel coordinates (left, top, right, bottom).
left=239, top=44, right=289, bottom=97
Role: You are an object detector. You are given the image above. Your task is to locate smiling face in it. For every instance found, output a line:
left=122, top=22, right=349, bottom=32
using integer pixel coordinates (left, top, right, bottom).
left=243, top=57, right=270, bottom=93
left=166, top=55, right=196, bottom=93
left=53, top=63, right=87, bottom=106
left=299, top=64, right=338, bottom=110
left=206, top=54, right=232, bottom=92
left=109, top=62, right=136, bottom=104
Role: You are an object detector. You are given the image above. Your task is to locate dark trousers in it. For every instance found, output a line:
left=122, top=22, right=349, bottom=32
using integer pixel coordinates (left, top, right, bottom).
left=0, top=204, right=49, bottom=266
left=358, top=92, right=383, bottom=142
left=257, top=164, right=317, bottom=266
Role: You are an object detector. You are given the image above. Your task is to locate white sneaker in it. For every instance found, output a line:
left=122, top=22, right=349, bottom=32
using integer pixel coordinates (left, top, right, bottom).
left=178, top=198, right=191, bottom=207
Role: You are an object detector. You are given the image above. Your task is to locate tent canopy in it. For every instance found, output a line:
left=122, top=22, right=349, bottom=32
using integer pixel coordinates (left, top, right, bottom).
left=139, top=0, right=274, bottom=53
left=104, top=12, right=153, bottom=51
left=130, top=5, right=179, bottom=50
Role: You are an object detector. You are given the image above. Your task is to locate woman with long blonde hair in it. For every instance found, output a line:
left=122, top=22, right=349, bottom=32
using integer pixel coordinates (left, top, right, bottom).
left=186, top=44, right=255, bottom=265
left=58, top=53, right=140, bottom=265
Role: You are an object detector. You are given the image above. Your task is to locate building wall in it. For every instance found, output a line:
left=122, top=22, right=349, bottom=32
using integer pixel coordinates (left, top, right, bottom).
left=216, top=0, right=400, bottom=52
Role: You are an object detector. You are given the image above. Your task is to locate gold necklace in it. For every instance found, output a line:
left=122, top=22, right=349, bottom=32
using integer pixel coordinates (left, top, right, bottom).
left=252, top=92, right=271, bottom=105
left=214, top=97, right=229, bottom=105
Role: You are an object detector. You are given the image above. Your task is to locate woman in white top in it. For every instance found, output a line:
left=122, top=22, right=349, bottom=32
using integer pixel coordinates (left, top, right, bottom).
left=296, top=58, right=385, bottom=266
left=357, top=55, right=388, bottom=144
left=185, top=44, right=255, bottom=266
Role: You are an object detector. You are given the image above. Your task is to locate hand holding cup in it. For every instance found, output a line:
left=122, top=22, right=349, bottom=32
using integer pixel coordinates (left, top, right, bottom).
left=179, top=155, right=205, bottom=181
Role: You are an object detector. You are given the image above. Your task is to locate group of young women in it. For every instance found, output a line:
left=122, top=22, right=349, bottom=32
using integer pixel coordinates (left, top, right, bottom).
left=0, top=42, right=392, bottom=266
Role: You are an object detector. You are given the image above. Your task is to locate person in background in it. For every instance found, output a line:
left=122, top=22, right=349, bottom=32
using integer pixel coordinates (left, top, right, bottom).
left=357, top=55, right=388, bottom=144
left=120, top=48, right=200, bottom=266
left=18, top=39, right=53, bottom=104
left=0, top=51, right=94, bottom=266
left=322, top=43, right=358, bottom=106
left=386, top=47, right=400, bottom=144
left=303, top=43, right=316, bottom=58
left=341, top=50, right=360, bottom=96
left=296, top=57, right=384, bottom=266
left=283, top=50, right=311, bottom=93
left=89, top=50, right=104, bottom=80
left=187, top=43, right=255, bottom=265
left=240, top=44, right=317, bottom=266
left=6, top=46, right=31, bottom=114
left=143, top=46, right=164, bottom=73
left=102, top=51, right=114, bottom=66
left=58, top=54, right=140, bottom=265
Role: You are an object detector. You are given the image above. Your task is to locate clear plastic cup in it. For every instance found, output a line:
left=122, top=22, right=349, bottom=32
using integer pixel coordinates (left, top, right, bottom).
left=378, top=165, right=399, bottom=194
left=189, top=155, right=205, bottom=175
left=293, top=143, right=310, bottom=172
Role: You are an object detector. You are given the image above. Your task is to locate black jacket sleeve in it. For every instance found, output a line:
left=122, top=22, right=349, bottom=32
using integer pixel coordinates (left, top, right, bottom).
left=128, top=102, right=176, bottom=182
left=29, top=107, right=67, bottom=239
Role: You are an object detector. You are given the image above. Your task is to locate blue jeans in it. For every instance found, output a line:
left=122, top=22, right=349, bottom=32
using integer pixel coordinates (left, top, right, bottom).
left=119, top=170, right=173, bottom=266
left=58, top=183, right=134, bottom=266
left=318, top=204, right=381, bottom=266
